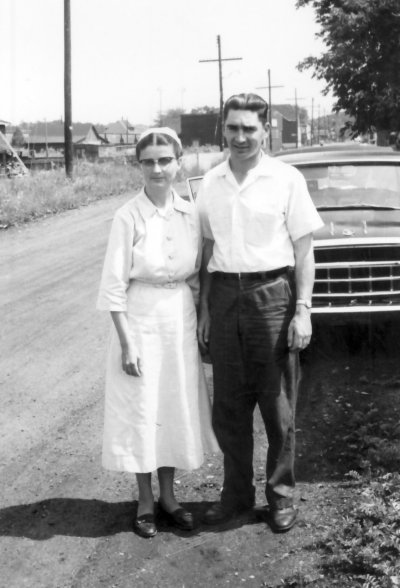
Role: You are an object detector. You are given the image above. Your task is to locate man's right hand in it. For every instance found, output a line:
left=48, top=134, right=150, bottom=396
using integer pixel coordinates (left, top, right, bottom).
left=197, top=306, right=211, bottom=356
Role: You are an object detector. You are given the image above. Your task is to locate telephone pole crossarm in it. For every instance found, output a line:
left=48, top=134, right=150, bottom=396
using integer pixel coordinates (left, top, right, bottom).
left=199, top=35, right=243, bottom=151
left=199, top=58, right=242, bottom=63
left=256, top=68, right=284, bottom=151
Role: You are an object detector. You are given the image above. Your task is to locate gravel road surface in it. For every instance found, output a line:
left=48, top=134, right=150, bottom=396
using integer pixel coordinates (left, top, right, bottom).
left=1, top=193, right=398, bottom=588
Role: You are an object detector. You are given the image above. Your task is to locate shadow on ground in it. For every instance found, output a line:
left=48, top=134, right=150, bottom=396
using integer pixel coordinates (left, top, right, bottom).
left=0, top=498, right=270, bottom=540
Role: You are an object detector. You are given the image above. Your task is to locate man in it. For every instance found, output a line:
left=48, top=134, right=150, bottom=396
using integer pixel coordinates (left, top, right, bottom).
left=196, top=93, right=323, bottom=533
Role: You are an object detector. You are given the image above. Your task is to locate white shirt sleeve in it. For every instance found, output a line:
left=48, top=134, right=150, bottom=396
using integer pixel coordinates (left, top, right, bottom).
left=195, top=177, right=214, bottom=240
left=286, top=167, right=324, bottom=242
left=184, top=210, right=202, bottom=306
left=96, top=209, right=134, bottom=311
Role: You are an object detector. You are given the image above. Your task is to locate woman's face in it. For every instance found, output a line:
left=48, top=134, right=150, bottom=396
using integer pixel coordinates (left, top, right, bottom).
left=139, top=143, right=180, bottom=194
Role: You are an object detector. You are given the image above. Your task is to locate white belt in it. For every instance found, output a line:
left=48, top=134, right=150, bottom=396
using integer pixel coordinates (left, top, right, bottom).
left=155, top=281, right=179, bottom=289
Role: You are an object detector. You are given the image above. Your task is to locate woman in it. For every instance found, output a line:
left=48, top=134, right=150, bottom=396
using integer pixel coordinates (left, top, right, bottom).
left=97, top=127, right=218, bottom=538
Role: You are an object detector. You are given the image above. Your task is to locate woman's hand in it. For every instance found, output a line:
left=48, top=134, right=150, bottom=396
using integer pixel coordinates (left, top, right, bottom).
left=110, top=312, right=142, bottom=376
left=121, top=343, right=142, bottom=377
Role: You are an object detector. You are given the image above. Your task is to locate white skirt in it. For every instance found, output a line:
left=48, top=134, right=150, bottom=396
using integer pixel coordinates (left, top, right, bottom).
left=102, top=280, right=219, bottom=473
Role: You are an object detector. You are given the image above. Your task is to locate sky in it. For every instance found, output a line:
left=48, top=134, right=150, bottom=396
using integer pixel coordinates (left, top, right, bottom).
left=1, top=0, right=334, bottom=126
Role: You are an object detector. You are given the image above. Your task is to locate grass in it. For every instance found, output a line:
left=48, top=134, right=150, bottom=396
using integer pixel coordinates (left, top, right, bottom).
left=0, top=152, right=224, bottom=228
left=282, top=352, right=400, bottom=588
left=0, top=161, right=144, bottom=228
left=319, top=470, right=400, bottom=587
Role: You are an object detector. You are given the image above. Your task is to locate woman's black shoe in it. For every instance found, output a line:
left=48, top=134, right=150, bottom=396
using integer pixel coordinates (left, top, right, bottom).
left=158, top=502, right=194, bottom=531
left=133, top=512, right=157, bottom=538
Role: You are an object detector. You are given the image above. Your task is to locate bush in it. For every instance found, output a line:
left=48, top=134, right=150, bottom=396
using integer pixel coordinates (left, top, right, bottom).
left=320, top=471, right=400, bottom=585
left=0, top=161, right=143, bottom=228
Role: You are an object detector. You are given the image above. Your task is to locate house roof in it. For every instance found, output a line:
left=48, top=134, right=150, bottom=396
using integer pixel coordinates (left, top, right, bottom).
left=75, top=125, right=108, bottom=145
left=27, top=135, right=86, bottom=144
left=105, top=120, right=135, bottom=134
left=272, top=104, right=297, bottom=121
left=133, top=124, right=147, bottom=135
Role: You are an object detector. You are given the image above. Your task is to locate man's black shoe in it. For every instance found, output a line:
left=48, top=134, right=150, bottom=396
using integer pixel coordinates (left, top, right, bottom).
left=269, top=506, right=297, bottom=533
left=202, top=502, right=238, bottom=525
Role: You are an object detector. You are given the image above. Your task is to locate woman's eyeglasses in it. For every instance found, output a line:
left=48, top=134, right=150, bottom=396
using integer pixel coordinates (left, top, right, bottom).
left=139, top=157, right=176, bottom=168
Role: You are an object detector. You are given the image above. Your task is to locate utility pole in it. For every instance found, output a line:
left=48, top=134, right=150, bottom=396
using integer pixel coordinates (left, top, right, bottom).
left=199, top=35, right=242, bottom=151
left=310, top=98, right=314, bottom=146
left=157, top=87, right=163, bottom=125
left=64, top=0, right=73, bottom=178
left=285, top=90, right=306, bottom=148
left=181, top=87, right=186, bottom=111
left=257, top=69, right=284, bottom=152
left=294, top=89, right=299, bottom=148
left=44, top=118, right=49, bottom=159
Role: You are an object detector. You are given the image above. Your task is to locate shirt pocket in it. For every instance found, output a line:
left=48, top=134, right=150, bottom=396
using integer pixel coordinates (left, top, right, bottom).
left=240, top=205, right=279, bottom=247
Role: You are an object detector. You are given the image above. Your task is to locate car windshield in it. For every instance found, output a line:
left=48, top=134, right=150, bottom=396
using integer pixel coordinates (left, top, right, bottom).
left=299, top=164, right=400, bottom=209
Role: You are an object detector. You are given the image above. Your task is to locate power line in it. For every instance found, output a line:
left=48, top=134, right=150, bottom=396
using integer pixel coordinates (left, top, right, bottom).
left=199, top=35, right=242, bottom=151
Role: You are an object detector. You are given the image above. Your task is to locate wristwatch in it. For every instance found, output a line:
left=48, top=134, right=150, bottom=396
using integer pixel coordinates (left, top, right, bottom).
left=296, top=299, right=312, bottom=310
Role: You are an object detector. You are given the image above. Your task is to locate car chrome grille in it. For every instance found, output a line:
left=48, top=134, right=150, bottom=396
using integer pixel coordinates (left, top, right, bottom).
left=313, top=245, right=400, bottom=310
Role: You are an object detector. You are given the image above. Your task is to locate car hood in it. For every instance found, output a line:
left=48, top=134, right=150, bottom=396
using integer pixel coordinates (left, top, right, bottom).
left=315, top=208, right=400, bottom=240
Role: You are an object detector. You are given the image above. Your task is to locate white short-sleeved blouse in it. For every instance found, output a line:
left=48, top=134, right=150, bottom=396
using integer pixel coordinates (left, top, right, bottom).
left=97, top=188, right=201, bottom=311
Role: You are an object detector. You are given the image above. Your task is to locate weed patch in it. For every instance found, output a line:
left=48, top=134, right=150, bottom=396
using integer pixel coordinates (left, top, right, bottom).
left=0, top=161, right=143, bottom=228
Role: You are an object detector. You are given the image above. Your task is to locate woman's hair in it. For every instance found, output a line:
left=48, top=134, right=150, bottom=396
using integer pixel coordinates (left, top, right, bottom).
left=223, top=93, right=269, bottom=124
left=136, top=132, right=182, bottom=160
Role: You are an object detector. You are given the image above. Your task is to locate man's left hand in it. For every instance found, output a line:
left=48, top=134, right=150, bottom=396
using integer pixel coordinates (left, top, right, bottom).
left=287, top=306, right=312, bottom=351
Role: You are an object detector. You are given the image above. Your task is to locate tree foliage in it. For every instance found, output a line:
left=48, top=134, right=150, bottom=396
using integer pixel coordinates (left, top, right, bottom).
left=154, top=108, right=185, bottom=129
left=190, top=105, right=219, bottom=115
left=297, top=0, right=400, bottom=134
left=11, top=127, right=26, bottom=148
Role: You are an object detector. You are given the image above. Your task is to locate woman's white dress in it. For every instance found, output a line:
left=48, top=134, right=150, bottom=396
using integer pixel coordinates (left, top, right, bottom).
left=97, top=188, right=218, bottom=473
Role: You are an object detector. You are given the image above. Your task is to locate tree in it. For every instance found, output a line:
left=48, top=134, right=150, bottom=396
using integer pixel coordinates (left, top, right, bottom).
left=11, top=127, right=25, bottom=148
left=297, top=0, right=400, bottom=140
left=190, top=106, right=219, bottom=115
left=153, top=108, right=184, bottom=130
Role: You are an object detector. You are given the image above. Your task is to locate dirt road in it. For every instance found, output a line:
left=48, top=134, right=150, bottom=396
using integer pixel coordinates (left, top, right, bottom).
left=1, top=194, right=398, bottom=588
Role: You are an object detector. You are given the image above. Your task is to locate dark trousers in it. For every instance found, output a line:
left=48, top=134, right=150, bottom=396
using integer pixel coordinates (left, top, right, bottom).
left=209, top=272, right=300, bottom=510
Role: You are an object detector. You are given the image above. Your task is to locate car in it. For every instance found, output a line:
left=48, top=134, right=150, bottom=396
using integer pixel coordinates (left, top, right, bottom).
left=186, top=143, right=400, bottom=319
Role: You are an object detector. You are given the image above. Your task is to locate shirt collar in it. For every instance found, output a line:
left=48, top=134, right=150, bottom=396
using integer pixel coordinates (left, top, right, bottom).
left=135, top=188, right=191, bottom=219
left=216, top=151, right=276, bottom=178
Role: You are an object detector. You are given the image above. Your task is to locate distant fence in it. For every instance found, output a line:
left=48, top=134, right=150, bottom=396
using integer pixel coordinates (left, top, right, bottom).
left=22, top=154, right=139, bottom=171
left=23, top=157, right=65, bottom=171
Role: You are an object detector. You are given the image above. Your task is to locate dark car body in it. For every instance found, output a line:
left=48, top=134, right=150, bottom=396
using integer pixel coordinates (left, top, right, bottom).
left=275, top=144, right=400, bottom=318
left=186, top=143, right=400, bottom=318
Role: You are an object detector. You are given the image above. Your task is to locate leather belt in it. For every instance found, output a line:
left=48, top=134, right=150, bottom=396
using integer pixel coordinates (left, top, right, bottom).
left=213, top=267, right=289, bottom=282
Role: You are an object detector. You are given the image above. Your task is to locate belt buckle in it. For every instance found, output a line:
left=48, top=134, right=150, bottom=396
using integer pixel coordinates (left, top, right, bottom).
left=164, top=281, right=177, bottom=289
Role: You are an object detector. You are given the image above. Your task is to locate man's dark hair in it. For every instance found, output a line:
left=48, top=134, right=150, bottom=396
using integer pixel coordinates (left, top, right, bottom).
left=223, top=93, right=269, bottom=123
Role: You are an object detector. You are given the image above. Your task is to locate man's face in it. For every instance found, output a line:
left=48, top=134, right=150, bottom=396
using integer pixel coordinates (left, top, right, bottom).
left=223, top=109, right=267, bottom=164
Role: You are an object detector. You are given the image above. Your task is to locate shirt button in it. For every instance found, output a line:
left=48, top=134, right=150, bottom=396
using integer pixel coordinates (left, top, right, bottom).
left=166, top=235, right=172, bottom=241
left=168, top=254, right=174, bottom=259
